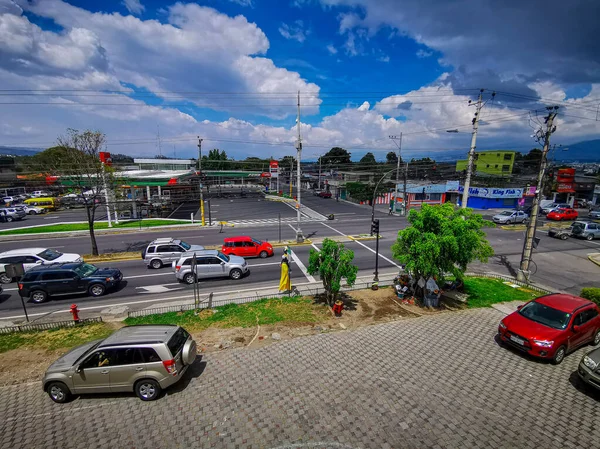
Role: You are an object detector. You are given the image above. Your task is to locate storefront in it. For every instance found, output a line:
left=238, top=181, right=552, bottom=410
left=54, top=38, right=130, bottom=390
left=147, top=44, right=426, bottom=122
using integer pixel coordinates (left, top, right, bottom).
left=457, top=186, right=523, bottom=209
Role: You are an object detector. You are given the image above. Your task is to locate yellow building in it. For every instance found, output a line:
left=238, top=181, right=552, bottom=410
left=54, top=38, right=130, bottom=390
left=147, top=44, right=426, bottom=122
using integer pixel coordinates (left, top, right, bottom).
left=456, top=150, right=516, bottom=176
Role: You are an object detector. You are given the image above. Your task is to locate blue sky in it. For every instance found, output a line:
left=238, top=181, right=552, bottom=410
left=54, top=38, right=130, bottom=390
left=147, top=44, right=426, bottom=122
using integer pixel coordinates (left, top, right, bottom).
left=1, top=0, right=599, bottom=161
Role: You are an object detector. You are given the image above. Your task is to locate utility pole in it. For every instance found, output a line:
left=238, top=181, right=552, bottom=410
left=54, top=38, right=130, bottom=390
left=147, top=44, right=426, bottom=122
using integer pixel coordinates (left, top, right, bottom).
left=517, top=107, right=558, bottom=282
left=289, top=159, right=293, bottom=197
left=197, top=136, right=205, bottom=226
left=295, top=91, right=304, bottom=242
left=404, top=161, right=408, bottom=215
left=389, top=134, right=403, bottom=215
left=101, top=162, right=112, bottom=228
left=318, top=155, right=322, bottom=191
left=461, top=89, right=492, bottom=208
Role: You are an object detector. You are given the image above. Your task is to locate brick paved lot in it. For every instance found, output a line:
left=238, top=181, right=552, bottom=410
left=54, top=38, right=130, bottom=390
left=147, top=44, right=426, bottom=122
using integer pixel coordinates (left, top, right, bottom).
left=2, top=308, right=600, bottom=449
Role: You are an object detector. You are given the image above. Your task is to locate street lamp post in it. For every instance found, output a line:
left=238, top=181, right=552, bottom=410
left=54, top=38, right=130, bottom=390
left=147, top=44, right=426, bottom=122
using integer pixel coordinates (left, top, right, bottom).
left=370, top=168, right=398, bottom=234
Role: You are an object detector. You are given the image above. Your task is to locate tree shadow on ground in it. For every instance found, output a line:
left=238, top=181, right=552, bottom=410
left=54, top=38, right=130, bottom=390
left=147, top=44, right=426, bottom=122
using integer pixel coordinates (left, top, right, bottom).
left=312, top=291, right=358, bottom=311
left=103, top=240, right=150, bottom=254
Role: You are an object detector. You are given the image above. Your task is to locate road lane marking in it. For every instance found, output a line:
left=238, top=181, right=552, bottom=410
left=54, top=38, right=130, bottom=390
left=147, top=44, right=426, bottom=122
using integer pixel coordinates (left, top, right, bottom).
left=289, top=249, right=316, bottom=283
left=288, top=223, right=298, bottom=233
left=321, top=222, right=401, bottom=268
left=311, top=243, right=320, bottom=252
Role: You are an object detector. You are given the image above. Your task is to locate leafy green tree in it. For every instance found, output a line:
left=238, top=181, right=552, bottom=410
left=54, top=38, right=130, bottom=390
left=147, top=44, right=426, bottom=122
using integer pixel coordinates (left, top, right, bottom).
left=321, top=147, right=351, bottom=166
left=359, top=152, right=377, bottom=168
left=386, top=151, right=399, bottom=165
left=308, top=238, right=358, bottom=305
left=202, top=149, right=228, bottom=170
left=391, top=203, right=494, bottom=296
left=346, top=181, right=392, bottom=204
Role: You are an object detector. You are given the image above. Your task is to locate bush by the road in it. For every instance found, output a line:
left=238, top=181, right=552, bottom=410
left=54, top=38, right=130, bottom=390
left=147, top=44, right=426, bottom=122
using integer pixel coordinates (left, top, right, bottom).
left=580, top=288, right=600, bottom=305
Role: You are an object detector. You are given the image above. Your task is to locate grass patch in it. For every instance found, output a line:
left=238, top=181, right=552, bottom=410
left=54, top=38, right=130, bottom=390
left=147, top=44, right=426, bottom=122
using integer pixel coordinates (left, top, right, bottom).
left=0, top=323, right=113, bottom=353
left=124, top=296, right=329, bottom=332
left=0, top=219, right=192, bottom=235
left=464, top=277, right=539, bottom=308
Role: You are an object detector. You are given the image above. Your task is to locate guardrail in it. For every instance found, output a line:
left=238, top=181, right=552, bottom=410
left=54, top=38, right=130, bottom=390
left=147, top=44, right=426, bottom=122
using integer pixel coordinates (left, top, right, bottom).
left=0, top=317, right=103, bottom=334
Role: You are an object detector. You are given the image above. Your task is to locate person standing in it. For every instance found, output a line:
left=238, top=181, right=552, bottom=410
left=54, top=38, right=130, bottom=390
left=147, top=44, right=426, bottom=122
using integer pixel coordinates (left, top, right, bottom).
left=279, top=247, right=292, bottom=293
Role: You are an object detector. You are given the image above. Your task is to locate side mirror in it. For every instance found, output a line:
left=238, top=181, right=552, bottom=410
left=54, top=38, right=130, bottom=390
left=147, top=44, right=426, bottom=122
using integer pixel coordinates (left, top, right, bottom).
left=221, top=261, right=225, bottom=265
left=573, top=325, right=581, bottom=333
left=35, top=260, right=43, bottom=264
left=75, top=365, right=82, bottom=373
left=517, top=305, right=523, bottom=310
left=73, top=275, right=80, bottom=281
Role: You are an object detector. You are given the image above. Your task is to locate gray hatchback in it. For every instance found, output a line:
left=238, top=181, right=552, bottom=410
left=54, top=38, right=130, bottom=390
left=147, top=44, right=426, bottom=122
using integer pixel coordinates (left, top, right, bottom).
left=571, top=221, right=600, bottom=241
left=42, top=325, right=197, bottom=403
left=174, top=250, right=249, bottom=283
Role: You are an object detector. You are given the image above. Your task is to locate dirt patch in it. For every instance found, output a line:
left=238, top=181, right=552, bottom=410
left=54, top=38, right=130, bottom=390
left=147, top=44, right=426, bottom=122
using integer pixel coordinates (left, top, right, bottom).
left=0, top=348, right=66, bottom=386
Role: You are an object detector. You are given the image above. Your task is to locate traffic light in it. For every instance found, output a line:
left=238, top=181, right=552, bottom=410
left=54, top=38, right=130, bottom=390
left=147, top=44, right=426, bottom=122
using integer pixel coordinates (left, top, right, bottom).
left=371, top=219, right=380, bottom=235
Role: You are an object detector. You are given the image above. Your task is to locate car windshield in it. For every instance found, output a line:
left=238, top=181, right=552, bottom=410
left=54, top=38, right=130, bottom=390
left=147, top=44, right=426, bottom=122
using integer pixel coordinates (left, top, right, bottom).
left=73, top=263, right=98, bottom=278
left=519, top=301, right=571, bottom=330
left=252, top=238, right=262, bottom=245
left=37, top=248, right=63, bottom=261
left=217, top=252, right=230, bottom=262
left=179, top=241, right=191, bottom=250
left=499, top=211, right=513, bottom=216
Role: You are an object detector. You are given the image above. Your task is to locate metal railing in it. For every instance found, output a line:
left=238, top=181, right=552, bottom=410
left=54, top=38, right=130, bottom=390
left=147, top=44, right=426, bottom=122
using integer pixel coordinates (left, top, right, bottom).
left=0, top=317, right=103, bottom=334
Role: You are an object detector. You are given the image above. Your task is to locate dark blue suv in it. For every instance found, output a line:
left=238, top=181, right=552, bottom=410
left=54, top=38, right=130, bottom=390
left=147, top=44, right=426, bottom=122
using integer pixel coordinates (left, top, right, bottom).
left=18, top=263, right=123, bottom=303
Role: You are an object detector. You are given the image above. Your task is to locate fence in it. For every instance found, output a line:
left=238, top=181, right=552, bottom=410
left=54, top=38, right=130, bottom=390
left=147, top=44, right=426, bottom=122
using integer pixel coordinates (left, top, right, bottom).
left=0, top=317, right=103, bottom=334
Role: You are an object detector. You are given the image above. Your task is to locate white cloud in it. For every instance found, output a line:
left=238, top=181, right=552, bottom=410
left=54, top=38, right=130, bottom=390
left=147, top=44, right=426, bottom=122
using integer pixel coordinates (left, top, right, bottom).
left=377, top=55, right=390, bottom=62
left=278, top=20, right=309, bottom=43
left=122, top=0, right=145, bottom=15
left=416, top=49, right=432, bottom=58
left=227, top=0, right=254, bottom=6
left=326, top=44, right=337, bottom=54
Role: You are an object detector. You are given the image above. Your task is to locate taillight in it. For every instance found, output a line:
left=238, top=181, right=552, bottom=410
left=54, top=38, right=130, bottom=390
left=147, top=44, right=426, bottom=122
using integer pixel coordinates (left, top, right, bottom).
left=18, top=283, right=23, bottom=290
left=175, top=265, right=181, bottom=272
left=162, top=359, right=177, bottom=376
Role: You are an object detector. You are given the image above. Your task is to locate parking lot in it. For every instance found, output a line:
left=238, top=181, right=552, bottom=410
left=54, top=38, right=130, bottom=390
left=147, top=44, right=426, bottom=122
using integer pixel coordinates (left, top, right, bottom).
left=2, top=307, right=599, bottom=449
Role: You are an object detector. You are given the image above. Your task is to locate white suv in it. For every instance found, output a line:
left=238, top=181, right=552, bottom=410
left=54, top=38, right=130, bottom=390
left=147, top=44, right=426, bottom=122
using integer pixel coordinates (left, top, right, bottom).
left=0, top=248, right=83, bottom=283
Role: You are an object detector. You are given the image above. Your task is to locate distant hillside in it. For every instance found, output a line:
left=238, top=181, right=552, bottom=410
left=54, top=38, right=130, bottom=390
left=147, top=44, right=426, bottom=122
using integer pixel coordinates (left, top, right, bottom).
left=0, top=146, right=42, bottom=156
left=557, top=139, right=600, bottom=161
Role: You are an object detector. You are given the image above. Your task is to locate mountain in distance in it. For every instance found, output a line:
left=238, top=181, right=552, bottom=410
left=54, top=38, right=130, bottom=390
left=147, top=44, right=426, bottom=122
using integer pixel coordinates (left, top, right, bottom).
left=556, top=139, right=600, bottom=162
left=0, top=146, right=42, bottom=156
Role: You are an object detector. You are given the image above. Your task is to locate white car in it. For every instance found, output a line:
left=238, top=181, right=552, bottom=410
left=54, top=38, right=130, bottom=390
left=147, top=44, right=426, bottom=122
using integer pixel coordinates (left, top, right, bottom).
left=0, top=248, right=83, bottom=283
left=17, top=205, right=47, bottom=215
left=29, top=191, right=50, bottom=198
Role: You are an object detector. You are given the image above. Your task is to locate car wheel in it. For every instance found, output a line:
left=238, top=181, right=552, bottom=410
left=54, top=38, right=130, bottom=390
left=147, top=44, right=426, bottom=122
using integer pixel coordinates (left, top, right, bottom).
left=30, top=290, right=48, bottom=304
left=521, top=218, right=527, bottom=223
left=134, top=379, right=161, bottom=401
left=560, top=234, right=568, bottom=240
left=586, top=234, right=594, bottom=241
left=0, top=272, right=12, bottom=284
left=593, top=329, right=600, bottom=346
left=88, top=284, right=106, bottom=297
left=551, top=346, right=566, bottom=365
left=183, top=273, right=196, bottom=284
left=6, top=217, right=12, bottom=222
left=47, top=382, right=71, bottom=403
left=28, top=210, right=35, bottom=215
left=150, top=259, right=163, bottom=269
left=259, top=250, right=268, bottom=259
left=229, top=268, right=243, bottom=280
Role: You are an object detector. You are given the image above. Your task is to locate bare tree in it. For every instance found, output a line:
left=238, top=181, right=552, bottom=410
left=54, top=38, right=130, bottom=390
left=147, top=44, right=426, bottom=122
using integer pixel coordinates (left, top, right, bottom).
left=48, top=129, right=109, bottom=255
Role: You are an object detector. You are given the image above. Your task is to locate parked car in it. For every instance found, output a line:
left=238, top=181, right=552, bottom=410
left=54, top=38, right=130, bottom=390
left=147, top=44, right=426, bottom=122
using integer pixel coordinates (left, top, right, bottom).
left=541, top=202, right=570, bottom=215
left=16, top=204, right=46, bottom=215
left=570, top=220, right=600, bottom=241
left=546, top=207, right=578, bottom=221
left=589, top=209, right=600, bottom=219
left=18, top=262, right=123, bottom=303
left=577, top=347, right=600, bottom=391
left=318, top=191, right=332, bottom=198
left=29, top=191, right=50, bottom=198
left=548, top=223, right=575, bottom=240
left=142, top=238, right=204, bottom=269
left=0, top=207, right=26, bottom=222
left=221, top=236, right=274, bottom=259
left=174, top=250, right=248, bottom=283
left=2, top=196, right=17, bottom=205
left=492, top=210, right=528, bottom=224
left=42, top=325, right=196, bottom=403
left=498, top=293, right=600, bottom=365
left=23, top=197, right=59, bottom=211
left=0, top=248, right=83, bottom=283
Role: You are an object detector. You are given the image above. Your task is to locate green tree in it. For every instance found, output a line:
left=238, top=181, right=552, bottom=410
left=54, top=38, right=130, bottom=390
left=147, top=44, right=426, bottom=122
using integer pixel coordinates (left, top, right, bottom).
left=321, top=147, right=351, bottom=166
left=202, top=149, right=228, bottom=170
left=307, top=238, right=358, bottom=305
left=346, top=181, right=392, bottom=204
left=391, top=204, right=494, bottom=297
left=359, top=152, right=377, bottom=167
left=386, top=151, right=399, bottom=165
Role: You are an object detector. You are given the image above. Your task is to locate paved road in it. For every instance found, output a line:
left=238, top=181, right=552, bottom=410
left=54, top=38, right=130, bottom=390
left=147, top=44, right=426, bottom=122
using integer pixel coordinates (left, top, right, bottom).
left=2, top=307, right=599, bottom=449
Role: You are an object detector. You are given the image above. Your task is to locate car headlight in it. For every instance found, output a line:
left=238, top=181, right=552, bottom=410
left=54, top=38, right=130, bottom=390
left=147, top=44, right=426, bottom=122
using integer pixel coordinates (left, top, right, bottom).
left=532, top=339, right=554, bottom=347
left=499, top=321, right=507, bottom=330
left=583, top=355, right=598, bottom=371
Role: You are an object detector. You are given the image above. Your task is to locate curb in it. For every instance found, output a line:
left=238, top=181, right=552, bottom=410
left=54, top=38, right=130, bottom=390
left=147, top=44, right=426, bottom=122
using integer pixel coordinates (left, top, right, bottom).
left=349, top=235, right=378, bottom=241
left=588, top=253, right=600, bottom=268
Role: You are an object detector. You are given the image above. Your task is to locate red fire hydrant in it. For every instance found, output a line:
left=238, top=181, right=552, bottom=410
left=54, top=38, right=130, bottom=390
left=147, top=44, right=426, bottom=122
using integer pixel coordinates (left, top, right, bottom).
left=70, top=304, right=80, bottom=323
left=332, top=300, right=344, bottom=317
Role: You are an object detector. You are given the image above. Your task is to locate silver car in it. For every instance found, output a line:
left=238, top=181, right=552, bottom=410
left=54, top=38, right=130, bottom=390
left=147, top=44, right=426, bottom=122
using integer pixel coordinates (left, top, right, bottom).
left=541, top=202, right=570, bottom=215
left=0, top=207, right=26, bottom=222
left=571, top=221, right=600, bottom=241
left=42, top=325, right=197, bottom=403
left=589, top=209, right=600, bottom=219
left=175, top=250, right=249, bottom=283
left=492, top=210, right=528, bottom=224
left=142, top=237, right=204, bottom=269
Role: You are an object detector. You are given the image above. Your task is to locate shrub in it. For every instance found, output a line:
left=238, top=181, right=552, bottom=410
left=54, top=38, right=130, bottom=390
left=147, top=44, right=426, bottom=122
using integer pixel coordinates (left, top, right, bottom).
left=580, top=288, right=600, bottom=306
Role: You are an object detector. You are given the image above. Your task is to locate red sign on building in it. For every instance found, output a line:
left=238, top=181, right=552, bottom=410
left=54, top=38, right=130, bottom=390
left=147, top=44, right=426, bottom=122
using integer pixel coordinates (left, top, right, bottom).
left=99, top=152, right=112, bottom=166
left=556, top=168, right=575, bottom=183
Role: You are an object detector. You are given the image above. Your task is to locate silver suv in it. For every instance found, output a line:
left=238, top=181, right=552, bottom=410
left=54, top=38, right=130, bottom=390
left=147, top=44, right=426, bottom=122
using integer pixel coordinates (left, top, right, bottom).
left=571, top=221, right=600, bottom=241
left=174, top=250, right=249, bottom=283
left=0, top=207, right=26, bottom=222
left=142, top=238, right=204, bottom=269
left=43, top=325, right=197, bottom=403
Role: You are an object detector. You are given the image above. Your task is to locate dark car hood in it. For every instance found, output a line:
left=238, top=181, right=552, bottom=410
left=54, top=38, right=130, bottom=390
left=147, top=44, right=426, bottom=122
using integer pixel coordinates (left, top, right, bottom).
left=585, top=347, right=600, bottom=364
left=503, top=311, right=564, bottom=341
left=88, top=267, right=121, bottom=278
left=46, top=340, right=101, bottom=373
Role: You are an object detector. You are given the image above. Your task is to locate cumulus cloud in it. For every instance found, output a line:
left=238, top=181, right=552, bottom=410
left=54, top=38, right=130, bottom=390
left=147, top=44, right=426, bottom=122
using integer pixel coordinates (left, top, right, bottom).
left=278, top=20, right=309, bottom=43
left=416, top=49, right=432, bottom=58
left=122, top=0, right=145, bottom=15
left=326, top=44, right=337, bottom=54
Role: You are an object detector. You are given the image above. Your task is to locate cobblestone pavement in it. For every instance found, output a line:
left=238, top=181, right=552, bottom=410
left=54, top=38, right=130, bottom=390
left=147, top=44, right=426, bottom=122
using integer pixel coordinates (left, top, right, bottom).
left=2, top=308, right=600, bottom=449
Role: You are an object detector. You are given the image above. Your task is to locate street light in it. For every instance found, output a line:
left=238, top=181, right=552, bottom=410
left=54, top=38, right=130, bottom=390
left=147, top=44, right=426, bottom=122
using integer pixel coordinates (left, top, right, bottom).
left=370, top=167, right=398, bottom=234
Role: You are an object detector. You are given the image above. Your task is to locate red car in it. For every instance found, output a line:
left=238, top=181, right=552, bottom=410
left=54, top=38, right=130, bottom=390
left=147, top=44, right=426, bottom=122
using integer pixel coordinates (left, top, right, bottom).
left=222, top=236, right=274, bottom=259
left=498, top=293, right=600, bottom=364
left=546, top=207, right=578, bottom=221
left=318, top=191, right=332, bottom=198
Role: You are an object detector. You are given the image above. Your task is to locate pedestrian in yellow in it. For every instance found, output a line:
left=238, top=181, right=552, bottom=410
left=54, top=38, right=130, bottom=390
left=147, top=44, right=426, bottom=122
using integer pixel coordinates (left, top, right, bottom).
left=279, top=247, right=291, bottom=292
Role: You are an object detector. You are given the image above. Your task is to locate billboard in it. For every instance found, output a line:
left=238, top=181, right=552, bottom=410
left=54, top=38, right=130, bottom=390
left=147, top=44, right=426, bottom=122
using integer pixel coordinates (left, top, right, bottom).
left=457, top=186, right=523, bottom=198
left=269, top=160, right=279, bottom=178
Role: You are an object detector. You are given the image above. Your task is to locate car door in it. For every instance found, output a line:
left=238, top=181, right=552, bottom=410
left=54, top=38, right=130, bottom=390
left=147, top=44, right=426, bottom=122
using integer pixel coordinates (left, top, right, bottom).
left=38, top=272, right=65, bottom=295
left=578, top=308, right=598, bottom=344
left=588, top=223, right=599, bottom=238
left=232, top=241, right=244, bottom=256
left=155, top=245, right=174, bottom=263
left=195, top=257, right=211, bottom=278
left=208, top=256, right=226, bottom=277
left=109, top=348, right=146, bottom=393
left=569, top=313, right=589, bottom=349
left=243, top=241, right=258, bottom=257
left=21, top=255, right=42, bottom=271
left=71, top=350, right=114, bottom=394
left=569, top=209, right=577, bottom=219
left=169, top=244, right=185, bottom=263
